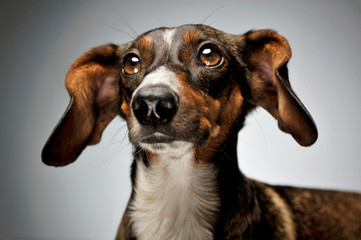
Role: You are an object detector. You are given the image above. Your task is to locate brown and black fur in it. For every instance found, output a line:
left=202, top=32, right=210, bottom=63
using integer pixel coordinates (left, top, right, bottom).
left=42, top=24, right=361, bottom=239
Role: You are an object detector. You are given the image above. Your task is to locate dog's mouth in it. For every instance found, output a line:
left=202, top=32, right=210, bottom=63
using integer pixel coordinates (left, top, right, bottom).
left=135, top=128, right=195, bottom=156
left=139, top=134, right=194, bottom=156
left=131, top=120, right=210, bottom=150
left=140, top=132, right=177, bottom=144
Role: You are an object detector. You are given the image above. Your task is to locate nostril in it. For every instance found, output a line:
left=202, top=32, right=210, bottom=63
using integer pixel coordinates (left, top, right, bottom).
left=132, top=86, right=179, bottom=126
left=132, top=98, right=151, bottom=120
left=155, top=98, right=178, bottom=123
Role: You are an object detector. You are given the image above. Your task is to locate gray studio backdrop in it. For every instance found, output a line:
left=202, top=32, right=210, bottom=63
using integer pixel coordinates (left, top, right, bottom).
left=1, top=0, right=360, bottom=239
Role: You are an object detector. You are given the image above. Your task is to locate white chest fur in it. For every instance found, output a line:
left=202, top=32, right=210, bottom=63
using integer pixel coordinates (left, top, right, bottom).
left=130, top=150, right=220, bottom=240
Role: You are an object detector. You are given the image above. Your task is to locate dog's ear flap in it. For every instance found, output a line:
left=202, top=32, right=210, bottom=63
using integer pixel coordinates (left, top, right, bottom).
left=239, top=30, right=318, bottom=146
left=42, top=44, right=125, bottom=167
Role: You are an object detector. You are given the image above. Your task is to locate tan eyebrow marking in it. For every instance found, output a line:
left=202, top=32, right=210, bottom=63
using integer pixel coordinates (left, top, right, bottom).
left=137, top=36, right=153, bottom=52
left=179, top=30, right=202, bottom=64
left=183, top=30, right=201, bottom=44
left=137, top=36, right=154, bottom=67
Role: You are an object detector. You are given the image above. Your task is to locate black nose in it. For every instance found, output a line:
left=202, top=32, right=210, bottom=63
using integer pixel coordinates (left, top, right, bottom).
left=132, top=86, right=179, bottom=126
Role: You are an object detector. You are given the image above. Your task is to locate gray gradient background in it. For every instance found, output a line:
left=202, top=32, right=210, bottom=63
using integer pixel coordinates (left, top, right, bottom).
left=1, top=0, right=360, bottom=239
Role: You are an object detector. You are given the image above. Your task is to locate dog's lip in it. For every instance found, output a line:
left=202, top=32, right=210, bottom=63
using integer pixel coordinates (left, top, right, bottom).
left=140, top=132, right=177, bottom=144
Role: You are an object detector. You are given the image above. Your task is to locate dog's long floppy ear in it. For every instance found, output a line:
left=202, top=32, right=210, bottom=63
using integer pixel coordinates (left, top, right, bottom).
left=42, top=44, right=126, bottom=167
left=240, top=30, right=318, bottom=146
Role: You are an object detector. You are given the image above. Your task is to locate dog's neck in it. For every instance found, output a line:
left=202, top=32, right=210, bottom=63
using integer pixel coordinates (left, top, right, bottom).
left=129, top=136, right=260, bottom=239
left=129, top=143, right=220, bottom=240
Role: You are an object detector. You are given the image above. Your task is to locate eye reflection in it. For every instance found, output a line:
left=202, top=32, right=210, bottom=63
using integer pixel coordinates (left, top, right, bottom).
left=123, top=54, right=141, bottom=75
left=199, top=45, right=222, bottom=67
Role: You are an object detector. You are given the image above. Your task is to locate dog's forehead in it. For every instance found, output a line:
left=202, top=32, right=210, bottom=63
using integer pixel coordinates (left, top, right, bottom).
left=141, top=25, right=198, bottom=42
left=136, top=25, right=225, bottom=50
left=139, top=27, right=177, bottom=50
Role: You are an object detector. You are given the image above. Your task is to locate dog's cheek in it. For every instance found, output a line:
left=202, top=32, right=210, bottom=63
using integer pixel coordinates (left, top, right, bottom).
left=127, top=117, right=142, bottom=145
left=204, top=86, right=244, bottom=144
left=171, top=70, right=224, bottom=143
left=120, top=98, right=131, bottom=118
left=182, top=91, right=222, bottom=143
left=220, top=86, right=244, bottom=131
left=193, top=88, right=243, bottom=164
left=118, top=93, right=140, bottom=144
left=174, top=97, right=203, bottom=138
left=172, top=87, right=206, bottom=140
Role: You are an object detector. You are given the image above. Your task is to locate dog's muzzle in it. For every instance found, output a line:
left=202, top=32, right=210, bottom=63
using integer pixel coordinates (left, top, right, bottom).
left=132, top=86, right=179, bottom=127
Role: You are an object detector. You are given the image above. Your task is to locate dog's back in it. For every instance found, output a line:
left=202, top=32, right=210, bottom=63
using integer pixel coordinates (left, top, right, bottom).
left=250, top=181, right=361, bottom=240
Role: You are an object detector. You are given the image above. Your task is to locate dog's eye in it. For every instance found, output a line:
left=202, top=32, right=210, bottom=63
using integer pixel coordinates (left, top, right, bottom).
left=199, top=45, right=223, bottom=67
left=123, top=54, right=141, bottom=75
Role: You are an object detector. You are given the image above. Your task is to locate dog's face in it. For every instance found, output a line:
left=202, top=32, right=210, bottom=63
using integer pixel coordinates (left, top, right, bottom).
left=121, top=25, right=245, bottom=157
left=42, top=24, right=317, bottom=166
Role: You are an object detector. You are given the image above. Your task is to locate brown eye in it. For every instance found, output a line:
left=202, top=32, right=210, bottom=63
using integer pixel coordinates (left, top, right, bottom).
left=199, top=44, right=223, bottom=67
left=123, top=53, right=141, bottom=75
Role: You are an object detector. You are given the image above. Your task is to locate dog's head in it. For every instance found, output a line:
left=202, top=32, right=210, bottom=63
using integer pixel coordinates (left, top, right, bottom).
left=42, top=24, right=317, bottom=166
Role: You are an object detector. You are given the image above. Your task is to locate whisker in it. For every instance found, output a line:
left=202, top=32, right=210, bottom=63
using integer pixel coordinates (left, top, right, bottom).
left=109, top=123, right=128, bottom=144
left=133, top=144, right=144, bottom=156
left=207, top=16, right=244, bottom=28
left=106, top=140, right=132, bottom=161
left=113, top=9, right=138, bottom=39
left=106, top=125, right=131, bottom=159
left=200, top=4, right=233, bottom=25
left=99, top=23, right=135, bottom=39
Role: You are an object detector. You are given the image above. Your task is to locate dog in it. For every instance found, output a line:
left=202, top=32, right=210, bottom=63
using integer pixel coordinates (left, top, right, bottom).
left=42, top=24, right=361, bottom=240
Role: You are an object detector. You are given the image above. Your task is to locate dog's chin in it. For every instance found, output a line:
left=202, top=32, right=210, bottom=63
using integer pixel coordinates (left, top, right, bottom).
left=139, top=133, right=194, bottom=156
